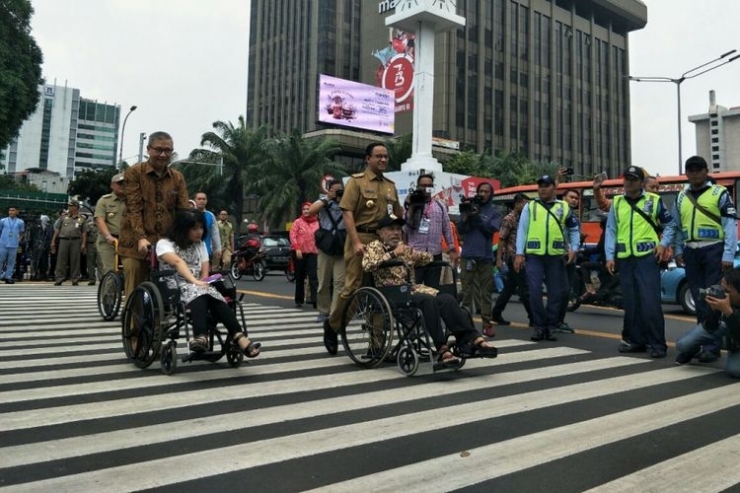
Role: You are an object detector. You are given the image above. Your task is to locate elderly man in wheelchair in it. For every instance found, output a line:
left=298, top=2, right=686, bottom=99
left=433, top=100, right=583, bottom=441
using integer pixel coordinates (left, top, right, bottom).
left=361, top=214, right=497, bottom=370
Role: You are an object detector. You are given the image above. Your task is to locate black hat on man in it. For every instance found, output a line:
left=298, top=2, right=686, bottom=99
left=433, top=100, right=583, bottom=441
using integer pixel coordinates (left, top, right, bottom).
left=378, top=214, right=406, bottom=229
left=537, top=175, right=556, bottom=186
left=685, top=155, right=708, bottom=170
left=623, top=166, right=645, bottom=180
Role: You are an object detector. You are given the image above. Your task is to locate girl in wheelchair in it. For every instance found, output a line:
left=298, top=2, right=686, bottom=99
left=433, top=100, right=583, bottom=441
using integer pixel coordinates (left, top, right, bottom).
left=155, top=210, right=261, bottom=358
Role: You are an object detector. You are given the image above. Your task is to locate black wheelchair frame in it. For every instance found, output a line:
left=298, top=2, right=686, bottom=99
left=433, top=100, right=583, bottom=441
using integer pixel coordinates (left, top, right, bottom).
left=120, top=249, right=250, bottom=375
left=340, top=260, right=472, bottom=377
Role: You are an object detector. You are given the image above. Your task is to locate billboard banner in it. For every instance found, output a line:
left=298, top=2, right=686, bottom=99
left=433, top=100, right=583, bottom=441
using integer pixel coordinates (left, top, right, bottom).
left=372, top=29, right=415, bottom=113
left=317, top=74, right=395, bottom=135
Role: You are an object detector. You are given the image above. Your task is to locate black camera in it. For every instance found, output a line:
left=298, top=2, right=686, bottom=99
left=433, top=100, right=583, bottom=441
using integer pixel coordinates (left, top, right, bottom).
left=408, top=188, right=428, bottom=206
left=698, top=285, right=726, bottom=301
left=459, top=195, right=481, bottom=215
left=335, top=188, right=344, bottom=198
left=564, top=168, right=574, bottom=176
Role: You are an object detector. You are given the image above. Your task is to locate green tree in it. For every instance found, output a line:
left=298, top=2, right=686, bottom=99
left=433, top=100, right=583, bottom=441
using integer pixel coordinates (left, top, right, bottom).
left=0, top=0, right=44, bottom=149
left=185, top=118, right=271, bottom=227
left=442, top=150, right=493, bottom=177
left=253, top=129, right=345, bottom=230
left=384, top=133, right=412, bottom=171
left=67, top=167, right=117, bottom=205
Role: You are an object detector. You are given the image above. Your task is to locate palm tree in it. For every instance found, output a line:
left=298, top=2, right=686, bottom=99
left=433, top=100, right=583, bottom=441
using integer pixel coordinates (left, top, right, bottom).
left=384, top=133, right=412, bottom=171
left=252, top=129, right=345, bottom=230
left=184, top=117, right=270, bottom=227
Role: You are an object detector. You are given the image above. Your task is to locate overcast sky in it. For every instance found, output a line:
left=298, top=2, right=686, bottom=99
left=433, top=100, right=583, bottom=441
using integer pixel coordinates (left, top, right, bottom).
left=29, top=0, right=740, bottom=177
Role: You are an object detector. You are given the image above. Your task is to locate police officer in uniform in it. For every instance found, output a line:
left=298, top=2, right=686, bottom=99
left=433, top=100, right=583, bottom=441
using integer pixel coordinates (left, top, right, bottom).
left=514, top=175, right=580, bottom=342
left=51, top=199, right=88, bottom=286
left=84, top=214, right=99, bottom=284
left=605, top=166, right=675, bottom=358
left=95, top=173, right=126, bottom=275
left=322, top=142, right=403, bottom=355
left=672, top=155, right=738, bottom=363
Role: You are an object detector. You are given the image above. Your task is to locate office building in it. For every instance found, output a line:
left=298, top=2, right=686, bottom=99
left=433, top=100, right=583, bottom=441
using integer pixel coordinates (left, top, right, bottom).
left=1, top=83, right=120, bottom=180
left=689, top=90, right=740, bottom=172
left=247, top=0, right=647, bottom=177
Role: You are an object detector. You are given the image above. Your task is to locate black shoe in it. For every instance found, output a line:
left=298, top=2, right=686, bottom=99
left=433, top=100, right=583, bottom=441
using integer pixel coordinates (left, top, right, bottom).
left=675, top=348, right=700, bottom=365
left=618, top=343, right=647, bottom=353
left=7, top=279, right=15, bottom=284
left=295, top=303, right=303, bottom=309
left=72, top=281, right=79, bottom=286
left=491, top=314, right=510, bottom=326
left=650, top=349, right=667, bottom=359
left=530, top=329, right=545, bottom=342
left=698, top=351, right=721, bottom=363
left=54, top=281, right=63, bottom=286
left=323, top=319, right=338, bottom=355
left=88, top=280, right=96, bottom=286
left=544, top=329, right=557, bottom=341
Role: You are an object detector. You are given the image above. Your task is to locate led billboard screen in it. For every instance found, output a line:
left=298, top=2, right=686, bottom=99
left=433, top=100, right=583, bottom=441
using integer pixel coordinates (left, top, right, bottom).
left=317, top=74, right=395, bottom=135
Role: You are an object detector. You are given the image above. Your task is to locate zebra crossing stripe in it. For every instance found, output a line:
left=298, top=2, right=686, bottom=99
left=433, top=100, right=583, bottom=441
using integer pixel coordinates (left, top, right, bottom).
left=302, top=380, right=740, bottom=493
left=584, top=433, right=740, bottom=493
left=3, top=366, right=730, bottom=492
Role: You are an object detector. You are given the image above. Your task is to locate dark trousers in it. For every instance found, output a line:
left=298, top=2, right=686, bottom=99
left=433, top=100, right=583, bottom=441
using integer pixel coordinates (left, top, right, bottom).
left=618, top=255, right=666, bottom=351
left=525, top=255, right=567, bottom=331
left=558, top=261, right=578, bottom=323
left=189, top=294, right=243, bottom=338
left=684, top=243, right=724, bottom=353
left=492, top=259, right=532, bottom=322
left=414, top=253, right=443, bottom=289
left=294, top=252, right=318, bottom=305
left=412, top=292, right=480, bottom=349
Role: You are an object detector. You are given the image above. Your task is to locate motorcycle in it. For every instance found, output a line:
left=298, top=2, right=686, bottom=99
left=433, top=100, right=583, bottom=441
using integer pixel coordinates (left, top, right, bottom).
left=230, top=239, right=267, bottom=281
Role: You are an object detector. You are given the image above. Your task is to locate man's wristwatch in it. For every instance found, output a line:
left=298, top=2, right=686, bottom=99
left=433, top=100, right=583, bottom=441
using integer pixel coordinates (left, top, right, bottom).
left=320, top=198, right=329, bottom=207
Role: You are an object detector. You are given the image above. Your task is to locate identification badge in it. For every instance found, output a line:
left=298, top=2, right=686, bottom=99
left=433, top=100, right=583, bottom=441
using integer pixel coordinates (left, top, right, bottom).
left=387, top=203, right=393, bottom=214
left=418, top=217, right=430, bottom=234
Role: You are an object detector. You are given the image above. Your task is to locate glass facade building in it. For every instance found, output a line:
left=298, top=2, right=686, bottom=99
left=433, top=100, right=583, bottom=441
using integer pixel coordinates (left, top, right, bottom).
left=247, top=0, right=647, bottom=177
left=75, top=99, right=121, bottom=173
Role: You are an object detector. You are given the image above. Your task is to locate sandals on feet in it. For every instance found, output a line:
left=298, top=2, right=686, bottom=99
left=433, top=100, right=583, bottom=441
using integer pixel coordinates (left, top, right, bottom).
left=233, top=333, right=261, bottom=358
left=459, top=338, right=498, bottom=359
left=437, top=347, right=462, bottom=367
left=189, top=335, right=209, bottom=353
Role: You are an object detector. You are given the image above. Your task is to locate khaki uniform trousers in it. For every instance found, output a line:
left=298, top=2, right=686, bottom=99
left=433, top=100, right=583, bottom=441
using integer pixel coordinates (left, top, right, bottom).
left=97, top=238, right=117, bottom=275
left=55, top=238, right=81, bottom=282
left=123, top=256, right=151, bottom=299
left=316, top=250, right=346, bottom=317
left=328, top=232, right=376, bottom=331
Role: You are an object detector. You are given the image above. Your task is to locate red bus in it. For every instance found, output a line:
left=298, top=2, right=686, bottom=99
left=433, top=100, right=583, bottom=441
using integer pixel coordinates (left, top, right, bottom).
left=492, top=172, right=740, bottom=244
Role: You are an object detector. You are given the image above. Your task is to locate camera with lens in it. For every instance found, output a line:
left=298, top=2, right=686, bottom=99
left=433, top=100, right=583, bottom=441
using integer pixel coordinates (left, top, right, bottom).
left=698, top=284, right=726, bottom=301
left=335, top=188, right=344, bottom=198
left=408, top=188, right=428, bottom=206
left=459, top=195, right=482, bottom=215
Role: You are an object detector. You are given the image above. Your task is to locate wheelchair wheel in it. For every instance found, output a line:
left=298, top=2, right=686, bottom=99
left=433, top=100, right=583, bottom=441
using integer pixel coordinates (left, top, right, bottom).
left=98, top=271, right=122, bottom=321
left=230, top=259, right=242, bottom=280
left=341, top=287, right=394, bottom=368
left=226, top=347, right=243, bottom=368
left=252, top=259, right=266, bottom=281
left=122, top=281, right=164, bottom=369
left=160, top=340, right=178, bottom=375
left=397, top=346, right=419, bottom=377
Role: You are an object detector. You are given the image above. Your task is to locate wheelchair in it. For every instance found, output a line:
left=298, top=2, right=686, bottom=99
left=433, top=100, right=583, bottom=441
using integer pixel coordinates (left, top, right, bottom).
left=120, top=250, right=250, bottom=375
left=97, top=239, right=124, bottom=321
left=340, top=260, right=474, bottom=377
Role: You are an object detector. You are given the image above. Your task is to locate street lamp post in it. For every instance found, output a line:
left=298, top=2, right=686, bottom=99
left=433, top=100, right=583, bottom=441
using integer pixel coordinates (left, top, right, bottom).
left=628, top=50, right=740, bottom=174
left=118, top=105, right=138, bottom=169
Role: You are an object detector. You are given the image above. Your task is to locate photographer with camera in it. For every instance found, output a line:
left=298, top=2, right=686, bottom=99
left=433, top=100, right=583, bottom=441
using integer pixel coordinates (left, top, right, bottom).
left=675, top=268, right=740, bottom=377
left=308, top=180, right=346, bottom=323
left=457, top=182, right=502, bottom=337
left=403, top=174, right=457, bottom=289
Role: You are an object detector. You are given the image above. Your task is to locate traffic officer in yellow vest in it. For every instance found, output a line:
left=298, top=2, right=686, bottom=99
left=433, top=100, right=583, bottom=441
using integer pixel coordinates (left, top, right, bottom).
left=671, top=155, right=737, bottom=363
left=322, top=142, right=403, bottom=355
left=605, top=166, right=675, bottom=358
left=51, top=199, right=88, bottom=286
left=514, top=175, right=580, bottom=342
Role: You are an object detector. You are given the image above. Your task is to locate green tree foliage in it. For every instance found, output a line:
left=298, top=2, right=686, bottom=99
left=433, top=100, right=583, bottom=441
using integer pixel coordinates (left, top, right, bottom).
left=0, top=173, right=39, bottom=192
left=183, top=118, right=271, bottom=227
left=384, top=133, right=412, bottom=171
left=443, top=150, right=561, bottom=188
left=0, top=0, right=44, bottom=149
left=252, top=129, right=345, bottom=230
left=67, top=167, right=117, bottom=206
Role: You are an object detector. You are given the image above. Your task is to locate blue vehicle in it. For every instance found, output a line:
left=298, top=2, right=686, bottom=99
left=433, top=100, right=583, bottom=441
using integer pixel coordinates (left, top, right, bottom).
left=660, top=248, right=740, bottom=316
